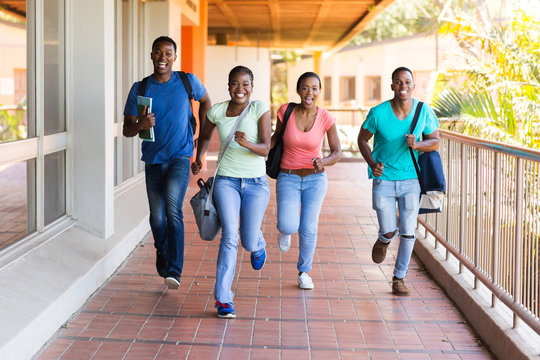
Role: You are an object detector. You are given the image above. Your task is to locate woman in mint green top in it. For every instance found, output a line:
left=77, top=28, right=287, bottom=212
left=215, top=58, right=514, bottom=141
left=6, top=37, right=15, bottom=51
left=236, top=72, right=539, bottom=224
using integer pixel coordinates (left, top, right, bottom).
left=191, top=66, right=271, bottom=319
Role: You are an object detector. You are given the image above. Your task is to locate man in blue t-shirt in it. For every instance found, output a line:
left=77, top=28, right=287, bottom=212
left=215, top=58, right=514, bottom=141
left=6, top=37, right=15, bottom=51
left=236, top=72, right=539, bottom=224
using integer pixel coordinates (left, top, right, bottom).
left=357, top=67, right=440, bottom=296
left=123, top=36, right=211, bottom=290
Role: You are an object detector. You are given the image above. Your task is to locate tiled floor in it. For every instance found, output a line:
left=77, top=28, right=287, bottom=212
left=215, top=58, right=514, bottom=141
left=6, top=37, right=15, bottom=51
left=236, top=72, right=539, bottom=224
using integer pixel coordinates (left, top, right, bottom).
left=0, top=162, right=28, bottom=250
left=35, top=162, right=494, bottom=360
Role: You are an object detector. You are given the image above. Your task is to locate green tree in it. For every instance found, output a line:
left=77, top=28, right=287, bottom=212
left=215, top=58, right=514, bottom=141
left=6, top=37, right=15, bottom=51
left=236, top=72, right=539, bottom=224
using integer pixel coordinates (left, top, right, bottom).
left=347, top=0, right=440, bottom=46
left=432, top=0, right=540, bottom=149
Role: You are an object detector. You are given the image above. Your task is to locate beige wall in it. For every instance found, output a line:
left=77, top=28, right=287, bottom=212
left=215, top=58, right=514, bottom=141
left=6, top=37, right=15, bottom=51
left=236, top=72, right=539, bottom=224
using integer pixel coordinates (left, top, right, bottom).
left=287, top=34, right=455, bottom=109
left=205, top=45, right=271, bottom=105
left=0, top=22, right=26, bottom=106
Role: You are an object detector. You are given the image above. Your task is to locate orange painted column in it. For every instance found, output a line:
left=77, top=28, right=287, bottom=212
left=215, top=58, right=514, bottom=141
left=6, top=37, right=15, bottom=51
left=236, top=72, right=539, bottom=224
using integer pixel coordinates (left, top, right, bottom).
left=181, top=0, right=208, bottom=166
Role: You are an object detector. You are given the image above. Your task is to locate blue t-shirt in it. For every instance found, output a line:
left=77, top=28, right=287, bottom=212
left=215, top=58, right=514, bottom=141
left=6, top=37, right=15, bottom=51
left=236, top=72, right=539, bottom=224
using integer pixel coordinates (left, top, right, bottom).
left=362, top=99, right=439, bottom=180
left=123, top=72, right=207, bottom=164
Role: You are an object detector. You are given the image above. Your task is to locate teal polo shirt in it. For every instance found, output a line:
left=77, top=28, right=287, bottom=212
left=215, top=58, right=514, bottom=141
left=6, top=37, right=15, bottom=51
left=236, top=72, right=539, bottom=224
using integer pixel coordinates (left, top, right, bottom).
left=362, top=99, right=439, bottom=180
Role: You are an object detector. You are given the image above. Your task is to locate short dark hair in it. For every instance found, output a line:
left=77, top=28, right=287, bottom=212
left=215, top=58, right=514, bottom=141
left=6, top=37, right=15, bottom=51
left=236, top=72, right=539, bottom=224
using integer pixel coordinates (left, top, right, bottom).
left=391, top=67, right=413, bottom=81
left=152, top=36, right=177, bottom=53
left=296, top=72, right=321, bottom=92
left=228, top=65, right=254, bottom=85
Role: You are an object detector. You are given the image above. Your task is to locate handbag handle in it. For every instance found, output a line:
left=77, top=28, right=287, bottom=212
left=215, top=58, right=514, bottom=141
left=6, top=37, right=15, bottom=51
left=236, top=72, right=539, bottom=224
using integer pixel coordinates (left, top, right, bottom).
left=408, top=101, right=427, bottom=194
left=205, top=100, right=253, bottom=212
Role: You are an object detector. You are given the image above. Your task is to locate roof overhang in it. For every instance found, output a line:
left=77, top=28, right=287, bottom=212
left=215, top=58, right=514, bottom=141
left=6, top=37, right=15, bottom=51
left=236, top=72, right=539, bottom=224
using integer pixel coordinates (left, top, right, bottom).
left=0, top=0, right=26, bottom=22
left=208, top=0, right=396, bottom=53
left=0, top=0, right=397, bottom=54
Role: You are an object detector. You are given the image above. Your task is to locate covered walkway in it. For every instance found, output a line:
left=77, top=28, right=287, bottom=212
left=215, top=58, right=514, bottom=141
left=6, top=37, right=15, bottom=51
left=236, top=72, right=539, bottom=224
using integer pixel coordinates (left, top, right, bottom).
left=35, top=162, right=493, bottom=360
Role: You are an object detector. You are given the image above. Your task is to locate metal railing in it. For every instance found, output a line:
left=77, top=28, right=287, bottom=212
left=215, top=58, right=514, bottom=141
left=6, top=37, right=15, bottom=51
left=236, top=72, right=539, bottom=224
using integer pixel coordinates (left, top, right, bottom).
left=323, top=108, right=368, bottom=155
left=420, top=129, right=540, bottom=335
left=0, top=106, right=27, bottom=143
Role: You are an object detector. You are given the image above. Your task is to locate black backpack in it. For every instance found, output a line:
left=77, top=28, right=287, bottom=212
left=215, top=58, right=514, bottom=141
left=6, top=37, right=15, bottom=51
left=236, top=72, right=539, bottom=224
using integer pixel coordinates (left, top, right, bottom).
left=137, top=71, right=197, bottom=135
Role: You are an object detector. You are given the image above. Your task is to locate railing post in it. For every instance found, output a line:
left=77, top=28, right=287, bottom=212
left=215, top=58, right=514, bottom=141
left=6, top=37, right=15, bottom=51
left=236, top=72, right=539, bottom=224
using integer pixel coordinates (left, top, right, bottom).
left=492, top=153, right=501, bottom=308
left=459, top=144, right=467, bottom=274
left=445, top=141, right=452, bottom=261
left=513, top=158, right=524, bottom=328
left=474, top=148, right=483, bottom=289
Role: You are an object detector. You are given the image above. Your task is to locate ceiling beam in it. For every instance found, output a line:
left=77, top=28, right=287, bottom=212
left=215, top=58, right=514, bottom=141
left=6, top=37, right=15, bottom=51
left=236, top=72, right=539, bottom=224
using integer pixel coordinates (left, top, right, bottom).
left=219, top=1, right=372, bottom=4
left=268, top=0, right=281, bottom=46
left=213, top=0, right=251, bottom=45
left=0, top=4, right=26, bottom=21
left=303, top=1, right=332, bottom=49
left=327, top=0, right=394, bottom=54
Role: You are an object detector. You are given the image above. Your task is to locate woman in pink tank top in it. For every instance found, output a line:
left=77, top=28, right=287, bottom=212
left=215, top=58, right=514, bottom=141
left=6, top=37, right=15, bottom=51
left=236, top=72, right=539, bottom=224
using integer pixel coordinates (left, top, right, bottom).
left=270, top=72, right=341, bottom=290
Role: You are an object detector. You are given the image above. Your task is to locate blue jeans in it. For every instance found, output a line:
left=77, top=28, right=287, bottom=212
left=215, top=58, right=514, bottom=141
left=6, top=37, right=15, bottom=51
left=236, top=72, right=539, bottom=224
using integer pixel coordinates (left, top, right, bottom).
left=213, top=175, right=270, bottom=305
left=372, top=179, right=420, bottom=279
left=145, top=157, right=190, bottom=276
left=276, top=171, right=328, bottom=273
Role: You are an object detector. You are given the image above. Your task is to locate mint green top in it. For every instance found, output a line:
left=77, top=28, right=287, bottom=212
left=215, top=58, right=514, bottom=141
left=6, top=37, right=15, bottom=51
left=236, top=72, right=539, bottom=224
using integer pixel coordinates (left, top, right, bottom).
left=362, top=99, right=439, bottom=180
left=207, top=100, right=270, bottom=178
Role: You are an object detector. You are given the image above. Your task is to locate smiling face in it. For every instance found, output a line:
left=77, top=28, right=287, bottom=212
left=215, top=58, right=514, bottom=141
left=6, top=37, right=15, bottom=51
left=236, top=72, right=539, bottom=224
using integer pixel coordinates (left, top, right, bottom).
left=150, top=41, right=177, bottom=78
left=228, top=71, right=253, bottom=105
left=297, top=76, right=320, bottom=107
left=391, top=70, right=415, bottom=101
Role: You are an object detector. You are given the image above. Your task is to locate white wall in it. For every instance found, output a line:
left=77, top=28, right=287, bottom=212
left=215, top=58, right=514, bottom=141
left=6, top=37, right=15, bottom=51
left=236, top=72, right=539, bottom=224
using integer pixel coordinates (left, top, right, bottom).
left=285, top=59, right=314, bottom=103
left=286, top=34, right=454, bottom=108
left=206, top=45, right=271, bottom=105
left=145, top=1, right=182, bottom=73
left=0, top=22, right=26, bottom=105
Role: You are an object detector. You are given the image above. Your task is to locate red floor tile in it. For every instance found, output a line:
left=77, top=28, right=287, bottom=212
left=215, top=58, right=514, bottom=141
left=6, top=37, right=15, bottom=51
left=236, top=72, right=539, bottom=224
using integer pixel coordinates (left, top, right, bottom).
left=33, top=163, right=494, bottom=360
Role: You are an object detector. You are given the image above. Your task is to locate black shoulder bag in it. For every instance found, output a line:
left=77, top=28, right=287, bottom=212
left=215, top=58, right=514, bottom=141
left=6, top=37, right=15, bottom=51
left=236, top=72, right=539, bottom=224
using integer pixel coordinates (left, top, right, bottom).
left=266, top=102, right=296, bottom=179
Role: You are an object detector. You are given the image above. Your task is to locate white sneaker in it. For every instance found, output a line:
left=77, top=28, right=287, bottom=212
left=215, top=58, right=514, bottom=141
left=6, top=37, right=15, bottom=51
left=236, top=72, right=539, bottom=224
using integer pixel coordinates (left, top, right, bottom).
left=298, top=272, right=314, bottom=290
left=278, top=233, right=291, bottom=252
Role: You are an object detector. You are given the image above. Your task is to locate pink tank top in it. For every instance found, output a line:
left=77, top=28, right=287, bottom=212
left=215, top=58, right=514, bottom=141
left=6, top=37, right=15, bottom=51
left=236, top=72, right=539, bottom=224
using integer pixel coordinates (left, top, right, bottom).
left=277, top=103, right=335, bottom=170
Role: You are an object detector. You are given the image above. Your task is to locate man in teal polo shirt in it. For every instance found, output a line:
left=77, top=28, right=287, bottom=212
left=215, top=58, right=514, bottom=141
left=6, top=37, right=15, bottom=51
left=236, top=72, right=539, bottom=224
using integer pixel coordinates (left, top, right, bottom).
left=357, top=67, right=440, bottom=295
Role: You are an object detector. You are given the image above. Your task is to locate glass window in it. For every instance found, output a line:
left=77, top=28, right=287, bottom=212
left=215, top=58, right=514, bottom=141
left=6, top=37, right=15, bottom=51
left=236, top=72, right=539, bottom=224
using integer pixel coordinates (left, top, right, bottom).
left=323, top=76, right=331, bottom=104
left=0, top=5, right=27, bottom=143
left=43, top=0, right=65, bottom=135
left=340, top=76, right=356, bottom=103
left=0, top=160, right=36, bottom=250
left=364, top=76, right=381, bottom=105
left=44, top=151, right=66, bottom=225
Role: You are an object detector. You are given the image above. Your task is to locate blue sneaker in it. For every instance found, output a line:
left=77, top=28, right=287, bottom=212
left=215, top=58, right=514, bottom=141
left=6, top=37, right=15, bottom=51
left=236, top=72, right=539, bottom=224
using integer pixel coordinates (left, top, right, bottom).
left=250, top=248, right=266, bottom=270
left=215, top=301, right=236, bottom=318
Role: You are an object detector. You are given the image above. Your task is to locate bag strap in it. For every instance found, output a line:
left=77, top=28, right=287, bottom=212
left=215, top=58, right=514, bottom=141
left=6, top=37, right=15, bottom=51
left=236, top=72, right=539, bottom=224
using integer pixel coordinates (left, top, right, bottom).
left=282, top=102, right=296, bottom=129
left=215, top=101, right=252, bottom=171
left=270, top=102, right=295, bottom=146
left=407, top=101, right=427, bottom=194
left=179, top=71, right=197, bottom=135
left=178, top=71, right=193, bottom=100
left=138, top=72, right=197, bottom=135
left=138, top=75, right=150, bottom=97
left=205, top=101, right=253, bottom=212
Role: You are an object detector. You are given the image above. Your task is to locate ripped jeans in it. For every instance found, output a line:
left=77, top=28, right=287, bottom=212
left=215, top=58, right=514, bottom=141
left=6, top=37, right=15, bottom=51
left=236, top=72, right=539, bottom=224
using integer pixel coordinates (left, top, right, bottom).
left=372, top=179, right=420, bottom=279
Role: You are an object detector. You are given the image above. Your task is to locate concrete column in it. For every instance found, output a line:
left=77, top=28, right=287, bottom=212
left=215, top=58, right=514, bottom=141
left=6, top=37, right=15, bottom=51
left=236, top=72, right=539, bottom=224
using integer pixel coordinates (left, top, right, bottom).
left=144, top=1, right=182, bottom=73
left=70, top=0, right=115, bottom=238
